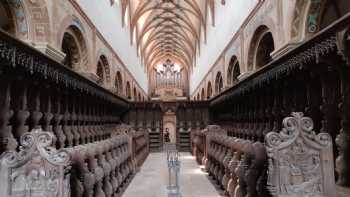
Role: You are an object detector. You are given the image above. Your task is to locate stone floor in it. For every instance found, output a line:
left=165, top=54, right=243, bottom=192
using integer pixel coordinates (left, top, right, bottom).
left=123, top=152, right=223, bottom=197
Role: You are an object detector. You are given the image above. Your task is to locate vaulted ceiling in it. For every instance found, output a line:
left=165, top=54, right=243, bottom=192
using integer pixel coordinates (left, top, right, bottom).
left=120, top=0, right=224, bottom=74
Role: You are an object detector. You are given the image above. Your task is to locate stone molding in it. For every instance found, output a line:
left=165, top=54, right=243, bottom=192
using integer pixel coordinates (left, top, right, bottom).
left=32, top=42, right=66, bottom=63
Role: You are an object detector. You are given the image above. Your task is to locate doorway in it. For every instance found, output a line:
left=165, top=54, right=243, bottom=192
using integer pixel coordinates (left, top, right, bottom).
left=163, top=109, right=176, bottom=144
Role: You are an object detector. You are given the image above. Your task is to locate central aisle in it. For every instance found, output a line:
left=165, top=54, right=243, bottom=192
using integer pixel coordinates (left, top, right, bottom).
left=123, top=152, right=222, bottom=197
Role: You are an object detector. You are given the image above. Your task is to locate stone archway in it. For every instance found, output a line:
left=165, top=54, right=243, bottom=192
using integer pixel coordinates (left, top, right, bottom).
left=61, top=25, right=88, bottom=71
left=247, top=25, right=275, bottom=71
left=207, top=81, right=213, bottom=99
left=115, top=71, right=123, bottom=95
left=133, top=87, right=137, bottom=101
left=126, top=81, right=131, bottom=99
left=215, top=72, right=223, bottom=94
left=227, top=55, right=240, bottom=86
left=201, top=88, right=205, bottom=100
left=96, top=55, right=111, bottom=85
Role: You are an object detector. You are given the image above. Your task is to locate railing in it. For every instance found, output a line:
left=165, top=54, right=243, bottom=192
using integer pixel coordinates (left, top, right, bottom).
left=0, top=29, right=129, bottom=153
left=194, top=113, right=336, bottom=197
left=206, top=132, right=267, bottom=197
left=130, top=130, right=149, bottom=167
left=209, top=13, right=350, bottom=188
left=67, top=133, right=134, bottom=197
left=191, top=128, right=206, bottom=165
left=0, top=29, right=151, bottom=197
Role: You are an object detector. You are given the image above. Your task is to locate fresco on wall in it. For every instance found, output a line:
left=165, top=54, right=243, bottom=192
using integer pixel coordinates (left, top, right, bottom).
left=8, top=0, right=28, bottom=37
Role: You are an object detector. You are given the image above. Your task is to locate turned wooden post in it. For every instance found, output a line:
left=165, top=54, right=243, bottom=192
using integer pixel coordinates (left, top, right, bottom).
left=319, top=65, right=341, bottom=161
left=263, top=86, right=273, bottom=138
left=42, top=86, right=54, bottom=132
left=71, top=95, right=80, bottom=146
left=305, top=70, right=323, bottom=132
left=336, top=65, right=350, bottom=186
left=28, top=84, right=43, bottom=130
left=53, top=90, right=65, bottom=148
left=62, top=91, right=73, bottom=147
left=13, top=82, right=30, bottom=140
left=0, top=79, right=16, bottom=152
left=271, top=82, right=282, bottom=133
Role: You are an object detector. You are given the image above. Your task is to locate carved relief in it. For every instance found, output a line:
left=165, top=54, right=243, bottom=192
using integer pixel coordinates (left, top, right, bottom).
left=266, top=112, right=335, bottom=197
left=0, top=128, right=71, bottom=197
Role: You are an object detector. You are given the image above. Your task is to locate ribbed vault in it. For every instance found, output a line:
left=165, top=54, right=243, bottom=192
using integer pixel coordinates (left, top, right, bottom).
left=120, top=0, right=222, bottom=73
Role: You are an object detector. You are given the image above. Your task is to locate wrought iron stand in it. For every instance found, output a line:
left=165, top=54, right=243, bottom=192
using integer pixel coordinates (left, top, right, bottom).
left=166, top=143, right=182, bottom=197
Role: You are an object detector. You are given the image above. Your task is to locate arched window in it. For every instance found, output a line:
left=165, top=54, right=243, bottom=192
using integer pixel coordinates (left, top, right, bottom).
left=255, top=32, right=274, bottom=69
left=138, top=93, right=141, bottom=101
left=126, top=81, right=131, bottom=99
left=227, top=56, right=240, bottom=86
left=115, top=71, right=123, bottom=94
left=61, top=25, right=88, bottom=70
left=0, top=2, right=15, bottom=35
left=201, top=88, right=205, bottom=100
left=207, top=82, right=213, bottom=99
left=319, top=0, right=350, bottom=30
left=215, top=72, right=223, bottom=94
left=248, top=26, right=275, bottom=70
left=197, top=94, right=200, bottom=101
left=133, top=87, right=137, bottom=101
left=96, top=55, right=110, bottom=85
left=96, top=62, right=104, bottom=85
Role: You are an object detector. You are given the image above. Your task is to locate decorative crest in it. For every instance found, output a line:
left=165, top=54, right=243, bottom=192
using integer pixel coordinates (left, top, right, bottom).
left=265, top=112, right=335, bottom=197
left=0, top=129, right=71, bottom=197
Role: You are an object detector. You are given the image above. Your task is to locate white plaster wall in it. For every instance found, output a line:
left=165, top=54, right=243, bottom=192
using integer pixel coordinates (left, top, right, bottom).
left=190, top=0, right=258, bottom=93
left=76, top=0, right=148, bottom=92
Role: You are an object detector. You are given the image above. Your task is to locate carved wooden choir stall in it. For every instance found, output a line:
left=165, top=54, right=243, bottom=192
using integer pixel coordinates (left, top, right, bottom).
left=0, top=30, right=149, bottom=197
left=1, top=11, right=350, bottom=197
